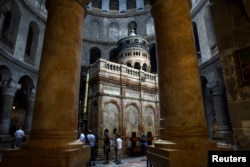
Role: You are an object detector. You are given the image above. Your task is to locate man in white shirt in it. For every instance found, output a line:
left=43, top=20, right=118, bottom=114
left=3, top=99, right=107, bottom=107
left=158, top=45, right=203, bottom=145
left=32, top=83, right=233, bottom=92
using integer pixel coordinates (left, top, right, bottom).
left=78, top=130, right=85, bottom=144
left=116, top=134, right=122, bottom=164
left=14, top=127, right=25, bottom=148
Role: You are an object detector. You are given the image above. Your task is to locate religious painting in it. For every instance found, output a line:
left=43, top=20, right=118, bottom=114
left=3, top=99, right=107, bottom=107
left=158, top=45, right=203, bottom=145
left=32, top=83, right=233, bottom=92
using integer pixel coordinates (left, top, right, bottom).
left=235, top=48, right=250, bottom=86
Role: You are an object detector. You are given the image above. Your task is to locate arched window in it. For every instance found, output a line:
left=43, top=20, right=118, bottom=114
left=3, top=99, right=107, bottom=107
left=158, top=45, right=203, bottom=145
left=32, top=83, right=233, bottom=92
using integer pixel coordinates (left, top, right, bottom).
left=1, top=11, right=11, bottom=42
left=109, top=22, right=119, bottom=40
left=24, top=22, right=40, bottom=65
left=109, top=48, right=119, bottom=62
left=142, top=63, right=147, bottom=72
left=128, top=21, right=137, bottom=35
left=192, top=22, right=201, bottom=59
left=127, top=62, right=132, bottom=68
left=136, top=0, right=144, bottom=10
left=134, top=62, right=141, bottom=70
left=149, top=43, right=157, bottom=73
left=90, top=47, right=101, bottom=64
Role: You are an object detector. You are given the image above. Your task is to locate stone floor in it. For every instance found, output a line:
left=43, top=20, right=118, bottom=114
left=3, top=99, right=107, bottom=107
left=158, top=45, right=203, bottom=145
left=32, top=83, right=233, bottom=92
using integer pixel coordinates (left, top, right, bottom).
left=90, top=156, right=147, bottom=167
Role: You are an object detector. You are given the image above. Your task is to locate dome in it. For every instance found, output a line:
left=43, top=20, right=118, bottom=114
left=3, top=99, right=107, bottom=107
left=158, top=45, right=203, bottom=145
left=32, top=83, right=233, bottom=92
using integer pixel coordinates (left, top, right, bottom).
left=117, top=29, right=151, bottom=72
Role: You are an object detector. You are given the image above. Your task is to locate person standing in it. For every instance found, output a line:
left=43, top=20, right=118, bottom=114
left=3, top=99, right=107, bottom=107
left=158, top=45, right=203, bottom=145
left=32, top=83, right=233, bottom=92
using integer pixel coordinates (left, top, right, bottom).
left=78, top=130, right=85, bottom=144
left=14, top=127, right=25, bottom=148
left=116, top=134, right=122, bottom=165
left=87, top=130, right=96, bottom=166
left=103, top=129, right=110, bottom=164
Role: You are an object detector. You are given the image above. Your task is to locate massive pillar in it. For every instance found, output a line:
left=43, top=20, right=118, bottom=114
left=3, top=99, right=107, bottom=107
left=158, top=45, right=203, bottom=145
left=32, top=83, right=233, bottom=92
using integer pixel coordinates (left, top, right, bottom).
left=0, top=80, right=20, bottom=155
left=0, top=0, right=90, bottom=166
left=147, top=0, right=220, bottom=166
left=208, top=81, right=234, bottom=144
left=0, top=80, right=20, bottom=134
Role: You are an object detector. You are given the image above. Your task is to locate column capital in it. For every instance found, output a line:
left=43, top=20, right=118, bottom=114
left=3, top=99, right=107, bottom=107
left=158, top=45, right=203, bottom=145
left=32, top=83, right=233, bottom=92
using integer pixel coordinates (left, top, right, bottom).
left=207, top=81, right=224, bottom=95
left=26, top=88, right=36, bottom=101
left=0, top=80, right=21, bottom=96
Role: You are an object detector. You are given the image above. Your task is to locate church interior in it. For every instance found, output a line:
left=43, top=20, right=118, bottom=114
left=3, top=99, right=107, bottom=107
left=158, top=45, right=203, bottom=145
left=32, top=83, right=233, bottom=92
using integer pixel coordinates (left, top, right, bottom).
left=0, top=0, right=250, bottom=166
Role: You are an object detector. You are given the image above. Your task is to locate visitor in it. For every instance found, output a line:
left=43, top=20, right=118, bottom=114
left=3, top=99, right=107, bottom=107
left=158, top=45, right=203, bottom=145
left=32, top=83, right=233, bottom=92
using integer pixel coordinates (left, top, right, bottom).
left=78, top=130, right=85, bottom=144
left=87, top=130, right=96, bottom=166
left=116, top=134, right=122, bottom=164
left=14, top=127, right=25, bottom=148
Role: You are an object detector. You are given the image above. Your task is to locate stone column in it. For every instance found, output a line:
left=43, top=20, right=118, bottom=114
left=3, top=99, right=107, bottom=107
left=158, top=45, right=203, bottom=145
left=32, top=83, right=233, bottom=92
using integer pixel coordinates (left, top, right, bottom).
left=0, top=0, right=90, bottom=167
left=0, top=80, right=20, bottom=134
left=208, top=81, right=234, bottom=144
left=147, top=0, right=220, bottom=166
left=0, top=80, right=20, bottom=155
left=23, top=89, right=36, bottom=135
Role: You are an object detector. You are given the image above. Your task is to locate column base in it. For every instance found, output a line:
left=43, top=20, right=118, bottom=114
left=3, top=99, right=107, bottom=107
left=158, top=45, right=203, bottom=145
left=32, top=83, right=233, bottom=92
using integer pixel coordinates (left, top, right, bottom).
left=0, top=144, right=90, bottom=167
left=0, top=135, right=13, bottom=157
left=147, top=138, right=233, bottom=167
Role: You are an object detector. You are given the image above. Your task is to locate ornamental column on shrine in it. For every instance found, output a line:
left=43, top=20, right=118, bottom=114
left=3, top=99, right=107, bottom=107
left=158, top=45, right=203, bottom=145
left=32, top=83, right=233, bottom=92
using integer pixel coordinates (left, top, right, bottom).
left=147, top=0, right=225, bottom=166
left=0, top=0, right=90, bottom=167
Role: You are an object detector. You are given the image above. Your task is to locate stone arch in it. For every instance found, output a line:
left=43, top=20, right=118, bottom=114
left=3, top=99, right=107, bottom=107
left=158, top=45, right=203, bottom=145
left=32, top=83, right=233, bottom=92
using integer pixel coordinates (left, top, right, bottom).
left=143, top=106, right=156, bottom=136
left=0, top=0, right=21, bottom=49
left=24, top=21, right=40, bottom=65
left=134, top=62, right=141, bottom=70
left=91, top=20, right=100, bottom=39
left=149, top=43, right=157, bottom=73
left=124, top=103, right=139, bottom=137
left=11, top=75, right=35, bottom=133
left=89, top=47, right=101, bottom=64
left=103, top=102, right=120, bottom=138
left=128, top=21, right=137, bottom=35
left=109, top=22, right=119, bottom=40
left=109, top=47, right=119, bottom=62
left=0, top=65, right=12, bottom=81
left=146, top=16, right=155, bottom=36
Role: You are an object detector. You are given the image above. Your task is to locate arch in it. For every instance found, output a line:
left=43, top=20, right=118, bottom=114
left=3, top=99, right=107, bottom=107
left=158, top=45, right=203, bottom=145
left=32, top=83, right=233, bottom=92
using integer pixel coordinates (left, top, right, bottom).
left=146, top=16, right=155, bottom=36
left=7, top=0, right=21, bottom=49
left=109, top=48, right=119, bottom=62
left=91, top=20, right=100, bottom=39
left=24, top=21, right=40, bottom=65
left=134, top=62, right=141, bottom=70
left=126, top=62, right=132, bottom=68
left=0, top=65, right=12, bottom=81
left=142, top=63, right=147, bottom=72
left=143, top=106, right=156, bottom=135
left=124, top=104, right=139, bottom=137
left=128, top=21, right=137, bottom=35
left=89, top=47, right=101, bottom=64
left=109, top=22, right=119, bottom=40
left=149, top=43, right=157, bottom=73
left=103, top=102, right=120, bottom=137
left=136, top=0, right=144, bottom=10
left=192, top=22, right=201, bottom=59
left=11, top=75, right=35, bottom=132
